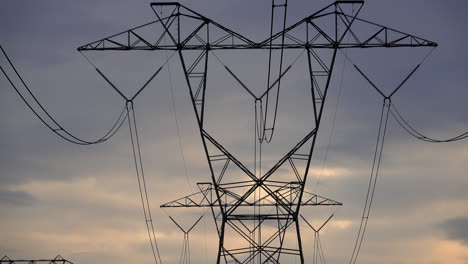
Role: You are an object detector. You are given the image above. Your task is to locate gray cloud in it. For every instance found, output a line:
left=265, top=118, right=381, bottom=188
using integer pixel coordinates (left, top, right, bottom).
left=440, top=217, right=468, bottom=245
left=0, top=189, right=35, bottom=206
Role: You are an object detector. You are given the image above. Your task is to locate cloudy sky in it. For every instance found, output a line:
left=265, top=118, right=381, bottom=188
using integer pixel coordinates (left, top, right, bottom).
left=1, top=0, right=467, bottom=263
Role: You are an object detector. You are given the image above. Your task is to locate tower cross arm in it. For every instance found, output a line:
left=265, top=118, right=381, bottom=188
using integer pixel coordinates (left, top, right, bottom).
left=333, top=15, right=438, bottom=48
left=77, top=1, right=437, bottom=52
left=160, top=182, right=343, bottom=208
left=260, top=1, right=437, bottom=50
left=77, top=2, right=256, bottom=52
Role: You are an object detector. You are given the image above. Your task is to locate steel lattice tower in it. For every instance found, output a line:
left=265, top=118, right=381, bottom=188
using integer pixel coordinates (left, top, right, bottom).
left=78, top=1, right=436, bottom=263
left=0, top=256, right=73, bottom=264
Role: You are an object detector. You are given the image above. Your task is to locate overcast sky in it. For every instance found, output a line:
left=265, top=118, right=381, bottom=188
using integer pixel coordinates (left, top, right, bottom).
left=1, top=1, right=468, bottom=264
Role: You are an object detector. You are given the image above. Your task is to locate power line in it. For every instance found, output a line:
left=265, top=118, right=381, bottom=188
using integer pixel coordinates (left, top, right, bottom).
left=262, top=0, right=289, bottom=143
left=0, top=45, right=128, bottom=145
left=390, top=101, right=468, bottom=142
left=349, top=99, right=390, bottom=264
left=127, top=102, right=163, bottom=264
left=341, top=46, right=468, bottom=144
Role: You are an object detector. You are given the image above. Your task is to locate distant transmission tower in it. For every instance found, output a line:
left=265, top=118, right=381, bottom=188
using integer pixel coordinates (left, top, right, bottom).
left=78, top=1, right=436, bottom=263
left=0, top=255, right=73, bottom=264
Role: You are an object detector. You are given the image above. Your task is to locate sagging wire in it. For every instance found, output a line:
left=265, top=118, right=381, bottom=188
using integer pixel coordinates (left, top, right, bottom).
left=343, top=46, right=467, bottom=143
left=262, top=0, right=289, bottom=143
left=81, top=42, right=177, bottom=264
left=2, top=38, right=176, bottom=263
left=349, top=99, right=390, bottom=264
left=341, top=43, right=465, bottom=263
left=340, top=46, right=454, bottom=264
left=81, top=44, right=177, bottom=264
left=389, top=101, right=468, bottom=143
left=255, top=48, right=306, bottom=143
left=127, top=101, right=164, bottom=264
left=0, top=45, right=128, bottom=145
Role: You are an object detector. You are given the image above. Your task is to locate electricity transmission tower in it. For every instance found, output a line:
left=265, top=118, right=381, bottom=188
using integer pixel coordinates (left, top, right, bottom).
left=78, top=1, right=436, bottom=263
left=0, top=256, right=73, bottom=264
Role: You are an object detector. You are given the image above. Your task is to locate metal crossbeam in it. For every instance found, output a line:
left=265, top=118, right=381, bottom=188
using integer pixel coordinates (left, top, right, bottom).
left=161, top=182, right=342, bottom=208
left=77, top=2, right=435, bottom=52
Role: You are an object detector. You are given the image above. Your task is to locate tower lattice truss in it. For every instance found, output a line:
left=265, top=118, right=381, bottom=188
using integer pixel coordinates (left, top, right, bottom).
left=78, top=1, right=436, bottom=263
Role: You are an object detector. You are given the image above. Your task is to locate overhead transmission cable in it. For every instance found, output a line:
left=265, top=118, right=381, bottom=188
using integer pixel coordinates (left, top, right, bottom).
left=341, top=46, right=468, bottom=143
left=2, top=37, right=178, bottom=264
left=261, top=0, right=289, bottom=143
left=81, top=45, right=172, bottom=264
left=1, top=44, right=171, bottom=264
left=127, top=102, right=163, bottom=264
left=255, top=49, right=305, bottom=143
left=348, top=99, right=390, bottom=264
left=0, top=45, right=128, bottom=145
left=342, top=44, right=467, bottom=264
left=389, top=101, right=468, bottom=142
